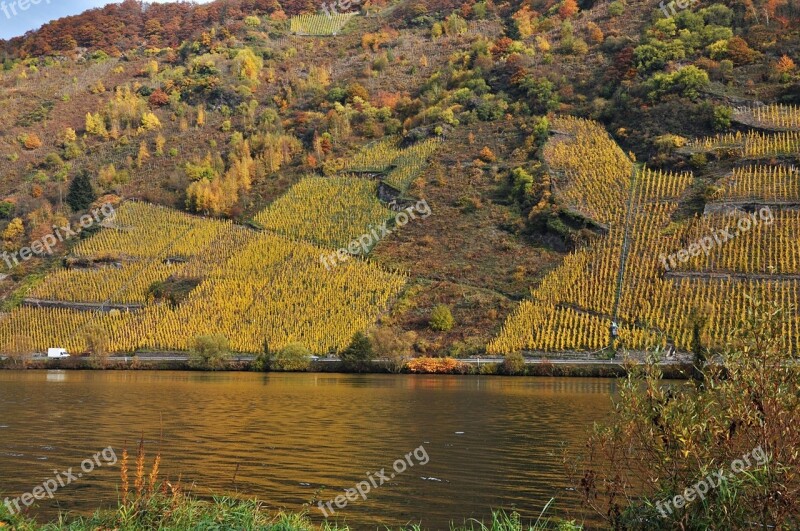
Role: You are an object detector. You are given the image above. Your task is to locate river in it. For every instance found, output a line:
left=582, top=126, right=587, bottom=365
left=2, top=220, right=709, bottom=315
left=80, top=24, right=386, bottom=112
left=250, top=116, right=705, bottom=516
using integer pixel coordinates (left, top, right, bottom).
left=0, top=371, right=616, bottom=528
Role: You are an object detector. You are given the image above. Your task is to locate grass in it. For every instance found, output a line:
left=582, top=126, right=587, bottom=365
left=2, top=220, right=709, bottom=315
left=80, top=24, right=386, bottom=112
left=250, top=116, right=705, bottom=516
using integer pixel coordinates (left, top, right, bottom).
left=1, top=505, right=580, bottom=530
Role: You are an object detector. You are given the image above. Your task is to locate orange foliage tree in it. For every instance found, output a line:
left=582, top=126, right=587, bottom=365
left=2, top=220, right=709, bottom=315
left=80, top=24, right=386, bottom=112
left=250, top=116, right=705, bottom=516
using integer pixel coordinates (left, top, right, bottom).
left=776, top=55, right=796, bottom=74
left=559, top=0, right=579, bottom=19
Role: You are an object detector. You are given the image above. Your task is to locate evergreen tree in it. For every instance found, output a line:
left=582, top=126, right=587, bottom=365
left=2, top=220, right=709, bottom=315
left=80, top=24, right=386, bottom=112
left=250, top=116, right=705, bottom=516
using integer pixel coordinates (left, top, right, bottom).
left=340, top=331, right=375, bottom=371
left=66, top=171, right=96, bottom=212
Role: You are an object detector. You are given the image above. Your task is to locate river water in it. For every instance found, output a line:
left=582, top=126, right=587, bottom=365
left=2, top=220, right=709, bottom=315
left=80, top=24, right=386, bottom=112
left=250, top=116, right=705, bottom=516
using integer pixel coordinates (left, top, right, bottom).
left=0, top=371, right=616, bottom=528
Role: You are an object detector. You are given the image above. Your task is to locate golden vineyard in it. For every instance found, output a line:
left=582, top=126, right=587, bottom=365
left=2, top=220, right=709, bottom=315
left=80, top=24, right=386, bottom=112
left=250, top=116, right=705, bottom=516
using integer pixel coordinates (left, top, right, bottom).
left=0, top=136, right=441, bottom=356
left=732, top=104, right=800, bottom=131
left=489, top=116, right=800, bottom=355
left=687, top=130, right=800, bottom=158
left=289, top=13, right=356, bottom=36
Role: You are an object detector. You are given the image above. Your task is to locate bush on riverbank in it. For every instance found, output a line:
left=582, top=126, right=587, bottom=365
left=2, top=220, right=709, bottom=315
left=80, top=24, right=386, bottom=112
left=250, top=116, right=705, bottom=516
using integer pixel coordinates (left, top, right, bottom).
left=189, top=334, right=231, bottom=370
left=272, top=343, right=312, bottom=371
left=576, top=300, right=800, bottom=528
left=405, top=356, right=469, bottom=374
left=0, top=356, right=690, bottom=378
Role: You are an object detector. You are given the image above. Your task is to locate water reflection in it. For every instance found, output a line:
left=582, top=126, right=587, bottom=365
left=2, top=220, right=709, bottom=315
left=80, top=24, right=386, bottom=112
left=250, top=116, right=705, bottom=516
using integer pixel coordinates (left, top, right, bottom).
left=45, top=371, right=66, bottom=382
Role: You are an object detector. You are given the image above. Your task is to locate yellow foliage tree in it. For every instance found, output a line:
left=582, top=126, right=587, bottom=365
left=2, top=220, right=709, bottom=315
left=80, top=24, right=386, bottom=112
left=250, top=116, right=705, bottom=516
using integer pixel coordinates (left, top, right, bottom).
left=139, top=112, right=161, bottom=133
left=234, top=48, right=263, bottom=84
left=512, top=6, right=537, bottom=38
left=137, top=142, right=150, bottom=168
left=3, top=217, right=24, bottom=249
left=107, top=85, right=146, bottom=130
left=145, top=60, right=159, bottom=77
left=155, top=134, right=166, bottom=156
left=62, top=127, right=77, bottom=144
left=536, top=35, right=551, bottom=53
left=196, top=106, right=206, bottom=127
left=85, top=112, right=108, bottom=139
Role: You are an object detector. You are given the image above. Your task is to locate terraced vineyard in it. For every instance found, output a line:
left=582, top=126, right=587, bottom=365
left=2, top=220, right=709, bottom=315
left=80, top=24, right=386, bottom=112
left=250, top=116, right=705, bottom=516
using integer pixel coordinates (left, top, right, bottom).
left=733, top=104, right=800, bottom=131
left=73, top=202, right=231, bottom=260
left=0, top=201, right=406, bottom=355
left=383, top=138, right=441, bottom=192
left=710, top=165, right=800, bottom=203
left=668, top=210, right=800, bottom=274
left=338, top=137, right=440, bottom=193
left=289, top=13, right=356, bottom=36
left=29, top=262, right=178, bottom=305
left=341, top=138, right=404, bottom=173
left=254, top=176, right=393, bottom=249
left=687, top=130, right=800, bottom=158
left=545, top=116, right=632, bottom=224
left=136, top=232, right=405, bottom=353
left=0, top=133, right=446, bottom=356
left=489, top=118, right=800, bottom=356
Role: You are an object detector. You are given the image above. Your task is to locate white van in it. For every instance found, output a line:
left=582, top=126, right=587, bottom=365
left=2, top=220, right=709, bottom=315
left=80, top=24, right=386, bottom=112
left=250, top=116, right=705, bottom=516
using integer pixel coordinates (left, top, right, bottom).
left=47, top=348, right=70, bottom=359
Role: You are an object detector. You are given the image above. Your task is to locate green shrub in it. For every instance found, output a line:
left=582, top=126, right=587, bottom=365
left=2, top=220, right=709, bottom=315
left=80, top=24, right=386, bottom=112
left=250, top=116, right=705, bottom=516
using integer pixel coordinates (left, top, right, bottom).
left=189, top=334, right=231, bottom=370
left=608, top=1, right=625, bottom=16
left=273, top=343, right=311, bottom=371
left=690, top=152, right=708, bottom=170
left=478, top=362, right=499, bottom=375
left=647, top=65, right=710, bottom=100
left=430, top=304, right=455, bottom=331
left=0, top=201, right=15, bottom=219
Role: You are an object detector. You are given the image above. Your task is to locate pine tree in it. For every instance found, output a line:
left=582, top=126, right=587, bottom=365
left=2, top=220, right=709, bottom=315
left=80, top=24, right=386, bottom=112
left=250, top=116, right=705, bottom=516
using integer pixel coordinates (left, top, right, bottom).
left=339, top=331, right=375, bottom=370
left=66, top=171, right=96, bottom=212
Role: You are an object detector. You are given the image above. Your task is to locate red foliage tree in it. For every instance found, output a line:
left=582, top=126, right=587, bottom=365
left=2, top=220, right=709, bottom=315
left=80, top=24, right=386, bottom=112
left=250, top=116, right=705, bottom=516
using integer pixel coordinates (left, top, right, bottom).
left=148, top=89, right=170, bottom=107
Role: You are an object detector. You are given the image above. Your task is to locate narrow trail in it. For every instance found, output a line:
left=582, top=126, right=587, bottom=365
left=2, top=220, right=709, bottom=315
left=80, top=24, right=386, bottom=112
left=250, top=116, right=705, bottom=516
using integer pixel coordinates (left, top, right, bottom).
left=666, top=270, right=800, bottom=282
left=611, top=162, right=640, bottom=335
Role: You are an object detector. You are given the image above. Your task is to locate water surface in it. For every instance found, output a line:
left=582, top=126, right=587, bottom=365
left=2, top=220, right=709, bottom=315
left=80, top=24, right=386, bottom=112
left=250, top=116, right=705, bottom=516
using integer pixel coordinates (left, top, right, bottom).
left=0, top=371, right=615, bottom=528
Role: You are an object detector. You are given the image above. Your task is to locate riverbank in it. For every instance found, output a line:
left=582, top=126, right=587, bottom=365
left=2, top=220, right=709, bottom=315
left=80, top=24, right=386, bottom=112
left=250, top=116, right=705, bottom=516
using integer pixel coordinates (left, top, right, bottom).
left=0, top=356, right=694, bottom=378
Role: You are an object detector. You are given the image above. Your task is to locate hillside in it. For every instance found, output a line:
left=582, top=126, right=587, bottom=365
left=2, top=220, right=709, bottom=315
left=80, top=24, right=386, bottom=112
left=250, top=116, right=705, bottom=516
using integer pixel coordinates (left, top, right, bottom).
left=0, top=0, right=798, bottom=360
